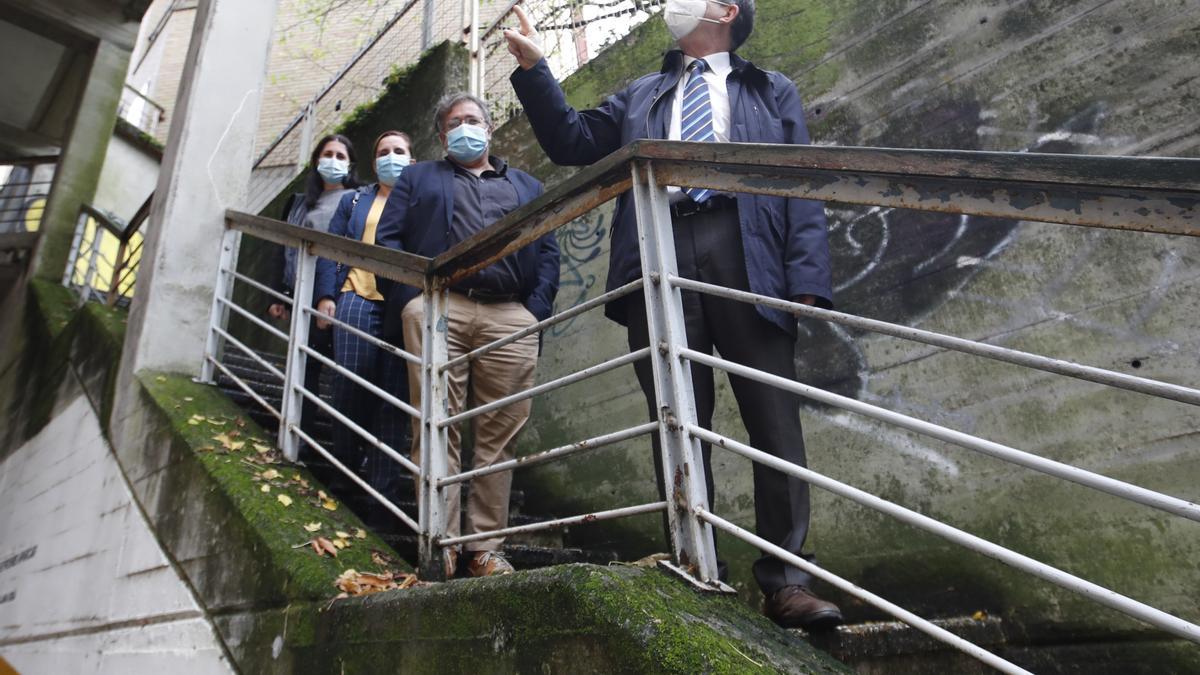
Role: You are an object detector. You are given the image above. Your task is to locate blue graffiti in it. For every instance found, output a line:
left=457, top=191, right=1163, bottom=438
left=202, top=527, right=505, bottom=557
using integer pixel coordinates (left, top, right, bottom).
left=550, top=211, right=607, bottom=337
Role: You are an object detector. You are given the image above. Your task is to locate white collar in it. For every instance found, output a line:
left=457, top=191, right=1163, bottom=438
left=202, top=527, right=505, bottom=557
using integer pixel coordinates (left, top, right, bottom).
left=682, top=51, right=731, bottom=76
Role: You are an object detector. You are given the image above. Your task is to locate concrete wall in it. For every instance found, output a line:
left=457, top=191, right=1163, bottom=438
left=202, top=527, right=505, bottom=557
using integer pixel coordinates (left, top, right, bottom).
left=489, top=0, right=1200, bottom=647
left=93, top=128, right=159, bottom=222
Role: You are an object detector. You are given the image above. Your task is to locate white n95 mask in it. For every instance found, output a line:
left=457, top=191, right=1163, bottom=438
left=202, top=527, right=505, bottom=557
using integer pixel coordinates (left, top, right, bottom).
left=664, top=0, right=731, bottom=41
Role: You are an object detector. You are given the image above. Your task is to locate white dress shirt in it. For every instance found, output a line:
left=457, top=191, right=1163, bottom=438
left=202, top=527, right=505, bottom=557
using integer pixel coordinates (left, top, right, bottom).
left=668, top=52, right=731, bottom=198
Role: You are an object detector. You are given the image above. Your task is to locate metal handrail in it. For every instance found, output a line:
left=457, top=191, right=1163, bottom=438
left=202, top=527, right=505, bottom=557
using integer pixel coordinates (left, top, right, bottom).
left=202, top=139, right=1200, bottom=672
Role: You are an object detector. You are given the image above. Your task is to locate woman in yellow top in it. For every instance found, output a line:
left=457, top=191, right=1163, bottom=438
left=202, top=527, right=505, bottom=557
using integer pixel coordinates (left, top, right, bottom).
left=313, top=130, right=413, bottom=506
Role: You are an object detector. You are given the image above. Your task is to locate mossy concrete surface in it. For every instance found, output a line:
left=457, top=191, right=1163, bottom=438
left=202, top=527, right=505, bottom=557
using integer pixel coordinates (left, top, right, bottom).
left=0, top=279, right=127, bottom=456
left=223, top=564, right=849, bottom=674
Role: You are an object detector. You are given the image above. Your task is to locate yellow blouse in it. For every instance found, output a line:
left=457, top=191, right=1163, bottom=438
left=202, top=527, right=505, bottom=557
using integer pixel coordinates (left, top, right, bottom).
left=341, top=193, right=388, bottom=301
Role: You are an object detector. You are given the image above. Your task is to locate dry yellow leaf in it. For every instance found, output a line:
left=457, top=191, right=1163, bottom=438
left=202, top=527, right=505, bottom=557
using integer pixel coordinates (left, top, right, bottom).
left=213, top=432, right=234, bottom=447
left=332, top=539, right=347, bottom=550
left=335, top=531, right=350, bottom=539
left=277, top=494, right=293, bottom=507
left=261, top=469, right=281, bottom=480
left=972, top=610, right=988, bottom=621
left=354, top=528, right=367, bottom=540
left=155, top=376, right=166, bottom=382
left=253, top=443, right=271, bottom=454
left=322, top=499, right=338, bottom=511
left=208, top=419, right=226, bottom=426
left=260, top=484, right=271, bottom=493
left=228, top=440, right=246, bottom=451
left=183, top=396, right=194, bottom=402
left=187, top=419, right=201, bottom=426
left=317, top=490, right=329, bottom=501
left=303, top=522, right=322, bottom=532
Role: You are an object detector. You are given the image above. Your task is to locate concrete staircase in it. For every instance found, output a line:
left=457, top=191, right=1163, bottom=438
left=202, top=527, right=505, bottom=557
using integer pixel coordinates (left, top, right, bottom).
left=215, top=351, right=618, bottom=573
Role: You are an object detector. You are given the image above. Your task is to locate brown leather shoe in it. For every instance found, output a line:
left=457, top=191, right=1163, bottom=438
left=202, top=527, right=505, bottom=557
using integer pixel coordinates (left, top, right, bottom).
left=466, top=550, right=514, bottom=577
left=764, top=585, right=843, bottom=630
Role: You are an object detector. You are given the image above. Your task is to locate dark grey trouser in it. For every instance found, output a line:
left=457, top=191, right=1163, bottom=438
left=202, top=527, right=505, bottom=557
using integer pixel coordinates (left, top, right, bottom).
left=625, top=203, right=816, bottom=594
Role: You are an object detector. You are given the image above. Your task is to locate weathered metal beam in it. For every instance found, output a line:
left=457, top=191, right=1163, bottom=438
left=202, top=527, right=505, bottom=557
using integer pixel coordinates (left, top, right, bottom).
left=224, top=209, right=430, bottom=287
left=431, top=143, right=638, bottom=284
left=650, top=161, right=1200, bottom=237
left=631, top=140, right=1200, bottom=194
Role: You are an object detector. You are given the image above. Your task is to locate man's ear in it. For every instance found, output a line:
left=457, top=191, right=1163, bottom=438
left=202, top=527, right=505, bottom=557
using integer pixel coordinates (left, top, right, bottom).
left=721, top=2, right=739, bottom=23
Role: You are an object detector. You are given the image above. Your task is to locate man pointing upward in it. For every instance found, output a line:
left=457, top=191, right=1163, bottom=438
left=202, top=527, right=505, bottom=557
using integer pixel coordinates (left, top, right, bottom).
left=504, top=1, right=840, bottom=630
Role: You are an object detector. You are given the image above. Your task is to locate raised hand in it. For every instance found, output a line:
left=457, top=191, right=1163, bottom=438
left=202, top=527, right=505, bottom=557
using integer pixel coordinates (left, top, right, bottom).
left=502, top=5, right=543, bottom=70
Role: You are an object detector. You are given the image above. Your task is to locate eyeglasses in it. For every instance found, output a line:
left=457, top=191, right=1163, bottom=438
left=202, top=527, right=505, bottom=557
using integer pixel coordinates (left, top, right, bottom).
left=443, top=115, right=487, bottom=131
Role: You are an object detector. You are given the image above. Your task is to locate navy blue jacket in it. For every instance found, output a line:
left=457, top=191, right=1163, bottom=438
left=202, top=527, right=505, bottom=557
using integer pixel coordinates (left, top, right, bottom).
left=314, top=184, right=381, bottom=303
left=511, top=51, right=832, bottom=335
left=375, top=158, right=561, bottom=339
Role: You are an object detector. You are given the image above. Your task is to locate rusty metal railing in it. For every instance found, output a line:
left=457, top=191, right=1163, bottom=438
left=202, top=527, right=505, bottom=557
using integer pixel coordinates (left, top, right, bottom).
left=203, top=140, right=1200, bottom=673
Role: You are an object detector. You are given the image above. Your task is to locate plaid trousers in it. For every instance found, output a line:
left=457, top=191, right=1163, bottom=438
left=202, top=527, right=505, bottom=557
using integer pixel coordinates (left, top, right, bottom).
left=332, top=291, right=410, bottom=499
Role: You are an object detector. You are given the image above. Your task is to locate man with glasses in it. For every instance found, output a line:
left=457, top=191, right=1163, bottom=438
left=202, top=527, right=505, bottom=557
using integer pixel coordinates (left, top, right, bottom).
left=504, top=0, right=840, bottom=629
left=376, top=92, right=560, bottom=579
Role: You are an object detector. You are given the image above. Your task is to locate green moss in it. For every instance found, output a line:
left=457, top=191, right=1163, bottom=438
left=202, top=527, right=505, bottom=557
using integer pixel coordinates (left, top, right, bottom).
left=269, top=564, right=848, bottom=673
left=29, top=278, right=77, bottom=337
left=138, top=372, right=407, bottom=600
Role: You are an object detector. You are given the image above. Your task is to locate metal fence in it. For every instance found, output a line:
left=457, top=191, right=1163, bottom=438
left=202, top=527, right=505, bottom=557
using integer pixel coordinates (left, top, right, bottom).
left=0, top=157, right=56, bottom=234
left=117, top=83, right=167, bottom=138
left=63, top=197, right=151, bottom=307
left=202, top=140, right=1200, bottom=672
left=245, top=0, right=659, bottom=214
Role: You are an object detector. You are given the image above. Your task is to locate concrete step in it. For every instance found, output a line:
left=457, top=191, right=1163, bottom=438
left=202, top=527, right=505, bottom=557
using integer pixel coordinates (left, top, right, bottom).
left=795, top=615, right=1007, bottom=673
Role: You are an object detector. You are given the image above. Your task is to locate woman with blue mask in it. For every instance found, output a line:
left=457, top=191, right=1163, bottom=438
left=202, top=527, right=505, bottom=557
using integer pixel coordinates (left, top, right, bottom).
left=267, top=134, right=359, bottom=468
left=313, top=130, right=414, bottom=511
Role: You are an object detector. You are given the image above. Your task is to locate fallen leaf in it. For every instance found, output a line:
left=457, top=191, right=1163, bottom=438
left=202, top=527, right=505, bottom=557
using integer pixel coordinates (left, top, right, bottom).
left=253, top=443, right=272, bottom=454
left=311, top=537, right=338, bottom=557
left=235, top=418, right=246, bottom=428
left=277, top=494, right=293, bottom=507
left=261, top=469, right=281, bottom=480
left=183, top=396, right=194, bottom=402
left=214, top=432, right=234, bottom=447
left=187, top=419, right=201, bottom=426
left=318, top=491, right=329, bottom=501
left=190, top=414, right=207, bottom=422
left=332, top=539, right=348, bottom=549
left=354, top=529, right=367, bottom=540
left=260, top=484, right=271, bottom=493
left=334, top=569, right=411, bottom=596
left=972, top=610, right=989, bottom=621
left=322, top=499, right=338, bottom=511
left=155, top=376, right=166, bottom=382
left=303, top=522, right=322, bottom=532
left=335, top=531, right=351, bottom=539
left=228, top=440, right=245, bottom=451
left=208, top=419, right=226, bottom=427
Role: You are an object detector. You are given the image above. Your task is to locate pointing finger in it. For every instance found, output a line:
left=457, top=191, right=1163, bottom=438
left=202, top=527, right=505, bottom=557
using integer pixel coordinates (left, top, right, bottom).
left=513, top=5, right=534, bottom=35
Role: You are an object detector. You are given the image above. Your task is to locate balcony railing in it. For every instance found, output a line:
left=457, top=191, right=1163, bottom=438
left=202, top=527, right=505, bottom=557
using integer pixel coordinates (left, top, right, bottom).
left=201, top=140, right=1200, bottom=673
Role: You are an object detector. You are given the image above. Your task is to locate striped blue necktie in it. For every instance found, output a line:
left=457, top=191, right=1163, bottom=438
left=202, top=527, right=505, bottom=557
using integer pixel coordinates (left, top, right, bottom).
left=681, top=59, right=714, bottom=204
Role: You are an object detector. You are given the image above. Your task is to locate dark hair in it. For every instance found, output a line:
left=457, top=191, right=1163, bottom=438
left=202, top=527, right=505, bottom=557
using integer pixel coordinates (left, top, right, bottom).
left=729, top=0, right=755, bottom=51
left=304, top=133, right=358, bottom=208
left=373, top=130, right=413, bottom=155
left=432, top=92, right=492, bottom=134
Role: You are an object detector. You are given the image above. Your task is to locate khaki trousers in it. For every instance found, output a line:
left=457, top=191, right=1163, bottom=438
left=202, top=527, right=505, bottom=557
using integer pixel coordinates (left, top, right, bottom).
left=402, top=293, right=539, bottom=551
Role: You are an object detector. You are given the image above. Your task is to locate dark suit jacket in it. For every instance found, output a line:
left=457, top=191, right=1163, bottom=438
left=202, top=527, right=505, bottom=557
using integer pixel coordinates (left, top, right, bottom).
left=375, top=158, right=560, bottom=339
left=511, top=50, right=832, bottom=335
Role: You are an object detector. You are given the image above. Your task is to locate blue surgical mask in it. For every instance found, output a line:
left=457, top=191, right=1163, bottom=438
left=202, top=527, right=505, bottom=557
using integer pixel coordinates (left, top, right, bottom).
left=446, top=124, right=489, bottom=164
left=317, top=157, right=349, bottom=184
left=375, top=153, right=411, bottom=186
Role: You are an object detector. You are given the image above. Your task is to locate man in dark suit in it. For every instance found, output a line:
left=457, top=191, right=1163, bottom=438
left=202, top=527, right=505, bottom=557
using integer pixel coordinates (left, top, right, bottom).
left=504, top=0, right=840, bottom=628
left=375, top=92, right=560, bottom=579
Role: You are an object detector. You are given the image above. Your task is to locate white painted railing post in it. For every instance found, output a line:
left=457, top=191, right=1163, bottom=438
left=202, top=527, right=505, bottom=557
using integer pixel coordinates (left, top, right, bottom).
left=279, top=243, right=314, bottom=461
left=199, top=226, right=241, bottom=384
left=630, top=160, right=721, bottom=585
left=417, top=281, right=451, bottom=580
